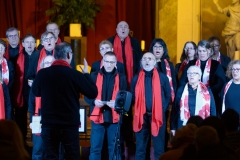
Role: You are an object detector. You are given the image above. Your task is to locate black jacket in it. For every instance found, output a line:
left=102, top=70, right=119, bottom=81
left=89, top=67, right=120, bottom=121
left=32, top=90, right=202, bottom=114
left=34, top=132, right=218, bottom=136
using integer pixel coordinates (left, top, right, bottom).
left=171, top=84, right=216, bottom=130
left=219, top=53, right=231, bottom=72
left=2, top=82, right=12, bottom=119
left=32, top=64, right=98, bottom=127
left=108, top=36, right=142, bottom=76
left=85, top=68, right=127, bottom=122
left=156, top=60, right=177, bottom=94
left=130, top=69, right=171, bottom=113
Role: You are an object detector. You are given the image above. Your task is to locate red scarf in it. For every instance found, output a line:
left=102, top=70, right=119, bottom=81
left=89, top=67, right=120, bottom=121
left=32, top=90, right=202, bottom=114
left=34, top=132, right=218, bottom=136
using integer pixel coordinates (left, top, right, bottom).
left=177, top=60, right=189, bottom=80
left=4, top=44, right=23, bottom=60
left=0, top=84, right=5, bottom=119
left=51, top=60, right=72, bottom=68
left=57, top=37, right=61, bottom=44
left=196, top=59, right=211, bottom=86
left=164, top=59, right=175, bottom=103
left=180, top=82, right=211, bottom=125
left=90, top=73, right=119, bottom=124
left=4, top=44, right=24, bottom=107
left=133, top=68, right=163, bottom=136
left=113, top=35, right=133, bottom=88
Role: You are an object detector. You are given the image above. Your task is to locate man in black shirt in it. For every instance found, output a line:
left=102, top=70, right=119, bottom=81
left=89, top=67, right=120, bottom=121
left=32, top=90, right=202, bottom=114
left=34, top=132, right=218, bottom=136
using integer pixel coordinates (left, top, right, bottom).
left=32, top=42, right=98, bottom=159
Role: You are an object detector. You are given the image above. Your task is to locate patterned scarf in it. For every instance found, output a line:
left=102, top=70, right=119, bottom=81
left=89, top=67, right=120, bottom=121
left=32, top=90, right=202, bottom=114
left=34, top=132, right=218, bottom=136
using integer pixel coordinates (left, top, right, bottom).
left=196, top=59, right=211, bottom=86
left=113, top=35, right=133, bottom=88
left=1, top=58, right=9, bottom=85
left=164, top=59, right=175, bottom=103
left=222, top=79, right=233, bottom=113
left=90, top=72, right=119, bottom=124
left=180, top=82, right=211, bottom=125
left=133, top=68, right=163, bottom=136
left=0, top=84, right=5, bottom=119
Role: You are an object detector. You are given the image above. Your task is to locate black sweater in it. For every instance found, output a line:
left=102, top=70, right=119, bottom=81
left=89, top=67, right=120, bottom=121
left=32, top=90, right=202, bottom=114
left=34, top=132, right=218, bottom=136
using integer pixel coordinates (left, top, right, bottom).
left=32, top=64, right=98, bottom=127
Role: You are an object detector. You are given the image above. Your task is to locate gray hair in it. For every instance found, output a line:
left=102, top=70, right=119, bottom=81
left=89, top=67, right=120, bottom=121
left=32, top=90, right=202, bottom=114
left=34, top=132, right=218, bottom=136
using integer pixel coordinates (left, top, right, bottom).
left=54, top=42, right=72, bottom=60
left=187, top=66, right=202, bottom=77
left=6, top=27, right=19, bottom=37
left=40, top=55, right=55, bottom=69
left=40, top=31, right=56, bottom=44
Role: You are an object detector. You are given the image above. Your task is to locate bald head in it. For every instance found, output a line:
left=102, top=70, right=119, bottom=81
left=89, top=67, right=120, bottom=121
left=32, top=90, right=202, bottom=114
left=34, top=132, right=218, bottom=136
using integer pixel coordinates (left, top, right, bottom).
left=41, top=55, right=55, bottom=69
left=116, top=21, right=129, bottom=41
left=141, top=52, right=156, bottom=71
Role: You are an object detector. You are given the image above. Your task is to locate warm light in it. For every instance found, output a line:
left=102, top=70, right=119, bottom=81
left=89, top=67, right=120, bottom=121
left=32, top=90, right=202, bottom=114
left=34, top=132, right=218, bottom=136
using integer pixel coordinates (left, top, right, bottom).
left=141, top=40, right=145, bottom=51
left=234, top=51, right=240, bottom=60
left=70, top=23, right=82, bottom=37
left=36, top=39, right=40, bottom=47
left=18, top=31, right=20, bottom=37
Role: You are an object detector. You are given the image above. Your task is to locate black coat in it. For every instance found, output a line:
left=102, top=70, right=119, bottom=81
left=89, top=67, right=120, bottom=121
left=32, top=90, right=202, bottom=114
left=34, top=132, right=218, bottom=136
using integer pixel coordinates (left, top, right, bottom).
left=108, top=36, right=142, bottom=76
left=171, top=84, right=216, bottom=130
left=32, top=64, right=98, bottom=127
left=219, top=53, right=231, bottom=72
left=85, top=68, right=127, bottom=122
left=2, top=82, right=12, bottom=119
left=156, top=60, right=177, bottom=94
left=130, top=69, right=171, bottom=113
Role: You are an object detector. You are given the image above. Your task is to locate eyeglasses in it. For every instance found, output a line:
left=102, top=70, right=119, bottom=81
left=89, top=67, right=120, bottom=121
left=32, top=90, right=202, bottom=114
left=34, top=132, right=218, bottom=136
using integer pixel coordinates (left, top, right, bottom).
left=24, top=41, right=36, bottom=45
left=8, top=34, right=18, bottom=39
left=211, top=44, right=220, bottom=48
left=184, top=47, right=194, bottom=51
left=187, top=72, right=199, bottom=76
left=231, top=68, right=240, bottom=73
left=142, top=57, right=154, bottom=61
left=100, top=47, right=111, bottom=52
left=43, top=37, right=55, bottom=42
left=153, top=45, right=163, bottom=50
left=104, top=60, right=116, bottom=65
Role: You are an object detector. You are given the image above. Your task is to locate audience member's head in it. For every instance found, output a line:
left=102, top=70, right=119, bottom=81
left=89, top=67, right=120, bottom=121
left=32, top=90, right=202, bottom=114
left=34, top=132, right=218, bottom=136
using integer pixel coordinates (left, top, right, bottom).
left=195, top=126, right=219, bottom=151
left=54, top=42, right=73, bottom=64
left=187, top=115, right=203, bottom=127
left=221, top=108, right=239, bottom=133
left=200, top=116, right=226, bottom=141
left=0, top=120, right=30, bottom=160
left=171, top=124, right=197, bottom=149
